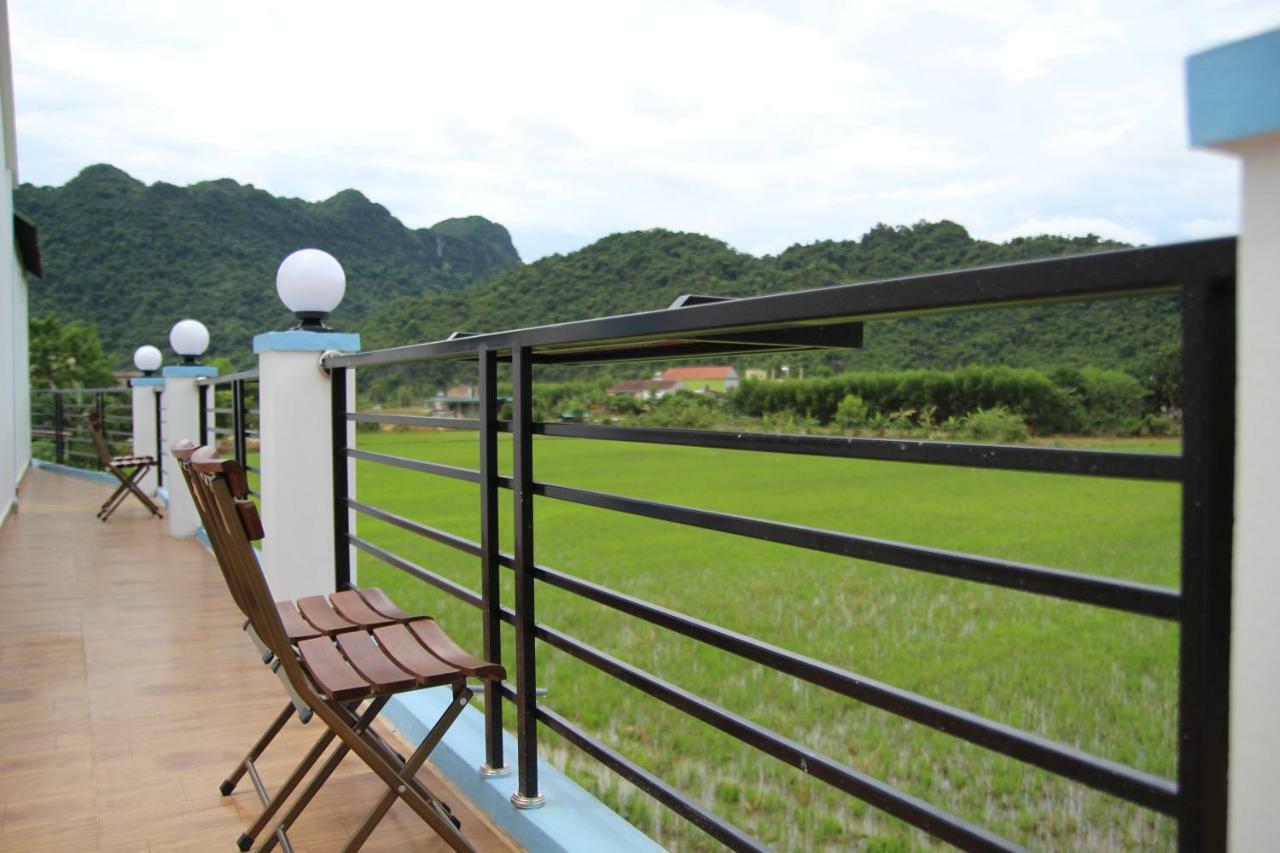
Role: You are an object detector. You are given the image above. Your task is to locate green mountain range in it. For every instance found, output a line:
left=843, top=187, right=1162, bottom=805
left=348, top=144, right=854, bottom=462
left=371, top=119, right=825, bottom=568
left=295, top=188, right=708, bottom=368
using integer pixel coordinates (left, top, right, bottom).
left=19, top=166, right=1176, bottom=387
left=17, top=165, right=521, bottom=365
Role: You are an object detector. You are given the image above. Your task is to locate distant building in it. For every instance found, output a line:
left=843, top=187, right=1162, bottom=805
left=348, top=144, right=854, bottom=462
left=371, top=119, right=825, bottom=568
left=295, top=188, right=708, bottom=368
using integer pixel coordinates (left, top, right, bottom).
left=744, top=368, right=767, bottom=381
left=431, top=384, right=480, bottom=418
left=607, top=378, right=685, bottom=400
left=660, top=365, right=739, bottom=393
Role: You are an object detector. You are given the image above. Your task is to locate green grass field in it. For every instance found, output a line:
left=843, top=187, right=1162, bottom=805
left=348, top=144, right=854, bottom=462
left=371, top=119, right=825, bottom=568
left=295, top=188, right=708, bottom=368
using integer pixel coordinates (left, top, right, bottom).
left=348, top=429, right=1181, bottom=850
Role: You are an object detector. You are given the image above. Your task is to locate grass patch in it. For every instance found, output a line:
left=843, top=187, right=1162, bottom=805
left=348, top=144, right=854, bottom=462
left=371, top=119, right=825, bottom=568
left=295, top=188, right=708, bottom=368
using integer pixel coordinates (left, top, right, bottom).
left=350, top=430, right=1180, bottom=849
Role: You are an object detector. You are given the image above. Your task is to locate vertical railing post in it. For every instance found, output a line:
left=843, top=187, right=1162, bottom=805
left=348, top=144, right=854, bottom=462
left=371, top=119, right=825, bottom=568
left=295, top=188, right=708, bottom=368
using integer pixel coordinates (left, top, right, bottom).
left=233, top=378, right=247, bottom=468
left=198, top=383, right=209, bottom=449
left=53, top=393, right=64, bottom=465
left=95, top=392, right=105, bottom=468
left=154, top=389, right=164, bottom=489
left=330, top=365, right=352, bottom=591
left=478, top=348, right=508, bottom=777
left=510, top=344, right=543, bottom=808
left=1177, top=273, right=1235, bottom=853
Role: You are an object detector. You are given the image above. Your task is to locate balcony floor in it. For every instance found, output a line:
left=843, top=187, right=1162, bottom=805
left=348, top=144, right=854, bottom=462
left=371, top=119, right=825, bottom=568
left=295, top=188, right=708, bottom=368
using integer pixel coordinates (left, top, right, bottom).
left=0, top=468, right=518, bottom=852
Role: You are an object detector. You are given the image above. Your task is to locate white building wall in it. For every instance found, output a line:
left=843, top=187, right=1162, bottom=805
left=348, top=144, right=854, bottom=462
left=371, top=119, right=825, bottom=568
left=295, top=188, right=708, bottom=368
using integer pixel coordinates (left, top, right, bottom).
left=0, top=166, right=23, bottom=526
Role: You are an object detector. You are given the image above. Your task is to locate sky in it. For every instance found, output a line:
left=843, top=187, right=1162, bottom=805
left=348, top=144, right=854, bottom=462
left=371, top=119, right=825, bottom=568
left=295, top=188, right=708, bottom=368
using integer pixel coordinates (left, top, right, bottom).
left=10, top=1, right=1279, bottom=262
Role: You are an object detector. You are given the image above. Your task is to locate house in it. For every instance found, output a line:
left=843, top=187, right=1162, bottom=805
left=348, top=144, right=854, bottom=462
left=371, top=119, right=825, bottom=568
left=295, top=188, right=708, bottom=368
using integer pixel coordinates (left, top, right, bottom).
left=660, top=365, right=738, bottom=393
left=607, top=378, right=685, bottom=400
left=431, top=384, right=481, bottom=418
left=744, top=368, right=767, bottom=381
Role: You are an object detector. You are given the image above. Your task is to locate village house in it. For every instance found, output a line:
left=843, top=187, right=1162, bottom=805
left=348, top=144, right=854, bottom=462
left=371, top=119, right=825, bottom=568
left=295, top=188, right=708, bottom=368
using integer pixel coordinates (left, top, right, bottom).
left=607, top=378, right=685, bottom=400
left=431, top=383, right=481, bottom=418
left=660, top=365, right=739, bottom=393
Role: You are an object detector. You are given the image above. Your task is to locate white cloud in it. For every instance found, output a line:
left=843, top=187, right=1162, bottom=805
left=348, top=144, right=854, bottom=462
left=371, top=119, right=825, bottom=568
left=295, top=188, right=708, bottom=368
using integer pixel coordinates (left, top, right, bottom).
left=992, top=217, right=1157, bottom=246
left=1177, top=217, right=1237, bottom=239
left=8, top=0, right=1273, bottom=261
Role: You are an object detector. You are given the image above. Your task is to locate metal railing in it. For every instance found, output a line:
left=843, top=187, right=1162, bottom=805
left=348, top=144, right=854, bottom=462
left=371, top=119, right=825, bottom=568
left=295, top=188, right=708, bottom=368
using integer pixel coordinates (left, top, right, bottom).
left=31, top=387, right=133, bottom=470
left=323, top=238, right=1235, bottom=851
left=197, top=369, right=261, bottom=498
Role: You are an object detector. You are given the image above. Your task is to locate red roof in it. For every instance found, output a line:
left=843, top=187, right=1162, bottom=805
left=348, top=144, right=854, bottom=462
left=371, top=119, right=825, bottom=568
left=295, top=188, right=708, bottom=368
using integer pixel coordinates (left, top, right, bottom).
left=661, top=366, right=736, bottom=381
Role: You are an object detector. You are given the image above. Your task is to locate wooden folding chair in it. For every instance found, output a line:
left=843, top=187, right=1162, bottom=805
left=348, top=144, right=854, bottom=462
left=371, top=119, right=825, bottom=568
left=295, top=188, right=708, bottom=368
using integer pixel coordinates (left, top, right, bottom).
left=182, top=448, right=502, bottom=852
left=87, top=410, right=163, bottom=521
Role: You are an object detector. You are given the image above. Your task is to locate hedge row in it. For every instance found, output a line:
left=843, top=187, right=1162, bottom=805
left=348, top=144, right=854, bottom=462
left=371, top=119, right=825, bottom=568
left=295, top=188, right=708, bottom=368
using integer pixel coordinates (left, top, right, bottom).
left=730, top=365, right=1148, bottom=433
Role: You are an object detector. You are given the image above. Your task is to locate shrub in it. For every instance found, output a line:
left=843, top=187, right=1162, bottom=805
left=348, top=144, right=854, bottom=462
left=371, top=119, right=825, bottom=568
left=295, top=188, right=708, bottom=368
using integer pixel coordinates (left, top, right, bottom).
left=956, top=406, right=1029, bottom=443
left=833, top=394, right=870, bottom=430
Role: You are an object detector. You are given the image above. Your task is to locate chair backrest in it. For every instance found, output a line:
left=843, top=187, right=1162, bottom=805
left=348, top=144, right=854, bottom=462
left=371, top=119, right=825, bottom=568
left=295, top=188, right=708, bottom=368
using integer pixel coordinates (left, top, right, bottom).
left=186, top=452, right=298, bottom=676
left=173, top=440, right=254, bottom=622
left=87, top=410, right=113, bottom=466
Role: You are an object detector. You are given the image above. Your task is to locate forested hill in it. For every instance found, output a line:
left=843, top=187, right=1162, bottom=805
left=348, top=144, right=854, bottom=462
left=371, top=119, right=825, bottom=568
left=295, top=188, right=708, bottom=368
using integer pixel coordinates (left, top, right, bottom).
left=361, top=222, right=1177, bottom=375
left=17, top=165, right=521, bottom=364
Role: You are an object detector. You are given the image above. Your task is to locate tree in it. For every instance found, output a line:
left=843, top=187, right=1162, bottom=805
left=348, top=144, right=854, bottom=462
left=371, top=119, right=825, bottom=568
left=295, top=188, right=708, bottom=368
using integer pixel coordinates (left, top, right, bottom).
left=29, top=315, right=116, bottom=389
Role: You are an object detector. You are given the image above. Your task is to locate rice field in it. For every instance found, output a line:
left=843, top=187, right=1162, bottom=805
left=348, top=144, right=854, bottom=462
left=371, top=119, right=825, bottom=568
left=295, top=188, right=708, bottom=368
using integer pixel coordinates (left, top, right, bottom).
left=348, top=429, right=1182, bottom=850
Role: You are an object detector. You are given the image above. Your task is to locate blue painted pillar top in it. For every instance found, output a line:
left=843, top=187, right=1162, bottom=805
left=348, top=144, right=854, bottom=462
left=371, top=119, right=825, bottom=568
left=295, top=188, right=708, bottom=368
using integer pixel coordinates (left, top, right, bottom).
left=253, top=330, right=361, bottom=353
left=130, top=376, right=167, bottom=387
left=1187, top=27, right=1280, bottom=148
left=162, top=364, right=219, bottom=378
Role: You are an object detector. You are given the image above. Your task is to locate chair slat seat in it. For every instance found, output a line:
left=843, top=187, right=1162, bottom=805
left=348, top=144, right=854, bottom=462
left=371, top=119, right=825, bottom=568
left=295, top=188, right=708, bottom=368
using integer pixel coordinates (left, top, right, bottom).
left=296, top=595, right=360, bottom=634
left=334, top=632, right=421, bottom=692
left=409, top=619, right=506, bottom=679
left=329, top=589, right=400, bottom=627
left=356, top=587, right=416, bottom=622
left=373, top=624, right=475, bottom=684
left=276, top=601, right=322, bottom=641
left=297, top=637, right=375, bottom=701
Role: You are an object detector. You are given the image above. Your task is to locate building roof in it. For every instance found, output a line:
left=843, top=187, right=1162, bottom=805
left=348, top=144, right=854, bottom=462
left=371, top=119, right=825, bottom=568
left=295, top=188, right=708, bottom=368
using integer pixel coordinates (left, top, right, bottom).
left=661, top=366, right=735, bottom=381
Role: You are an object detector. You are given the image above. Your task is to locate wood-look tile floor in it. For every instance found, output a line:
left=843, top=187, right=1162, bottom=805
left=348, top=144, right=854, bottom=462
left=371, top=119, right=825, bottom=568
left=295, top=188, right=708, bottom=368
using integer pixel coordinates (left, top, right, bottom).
left=0, top=468, right=519, bottom=852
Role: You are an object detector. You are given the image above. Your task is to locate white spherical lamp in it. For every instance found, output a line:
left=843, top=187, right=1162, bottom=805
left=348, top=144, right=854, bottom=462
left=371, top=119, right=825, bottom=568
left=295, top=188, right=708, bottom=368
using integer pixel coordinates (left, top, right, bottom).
left=276, top=248, right=346, bottom=331
left=169, top=319, right=210, bottom=365
left=133, top=344, right=163, bottom=376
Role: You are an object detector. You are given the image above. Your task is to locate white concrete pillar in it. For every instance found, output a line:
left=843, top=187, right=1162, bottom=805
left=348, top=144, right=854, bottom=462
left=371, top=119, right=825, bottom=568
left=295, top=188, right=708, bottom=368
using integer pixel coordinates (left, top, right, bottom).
left=1187, top=27, right=1280, bottom=848
left=161, top=364, right=217, bottom=536
left=253, top=330, right=360, bottom=602
left=130, top=377, right=163, bottom=494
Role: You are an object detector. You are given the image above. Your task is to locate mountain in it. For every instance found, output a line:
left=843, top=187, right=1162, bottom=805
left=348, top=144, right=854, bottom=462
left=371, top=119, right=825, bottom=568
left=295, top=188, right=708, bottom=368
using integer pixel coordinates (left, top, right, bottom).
left=17, top=165, right=521, bottom=366
left=359, top=222, right=1176, bottom=382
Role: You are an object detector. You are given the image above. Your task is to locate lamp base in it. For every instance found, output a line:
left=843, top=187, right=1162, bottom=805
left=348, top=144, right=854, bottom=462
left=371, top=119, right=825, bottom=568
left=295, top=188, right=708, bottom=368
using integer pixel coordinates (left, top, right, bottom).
left=293, top=312, right=333, bottom=332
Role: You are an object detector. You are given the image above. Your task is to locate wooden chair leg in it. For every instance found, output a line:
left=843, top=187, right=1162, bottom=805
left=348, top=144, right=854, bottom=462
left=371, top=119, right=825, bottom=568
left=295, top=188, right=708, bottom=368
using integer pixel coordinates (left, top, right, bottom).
left=339, top=686, right=471, bottom=852
left=222, top=702, right=296, bottom=796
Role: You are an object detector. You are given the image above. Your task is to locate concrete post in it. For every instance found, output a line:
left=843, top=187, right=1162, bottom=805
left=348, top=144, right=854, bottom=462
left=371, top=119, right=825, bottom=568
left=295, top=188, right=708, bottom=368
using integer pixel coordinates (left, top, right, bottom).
left=1187, top=27, right=1280, bottom=847
left=253, top=330, right=360, bottom=602
left=130, top=377, right=164, bottom=494
left=161, top=364, right=216, bottom=536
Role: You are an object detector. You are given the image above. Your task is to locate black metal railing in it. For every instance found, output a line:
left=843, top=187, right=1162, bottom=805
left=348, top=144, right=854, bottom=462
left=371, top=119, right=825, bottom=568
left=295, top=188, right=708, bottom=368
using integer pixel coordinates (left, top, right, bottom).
left=197, top=369, right=261, bottom=498
left=31, top=387, right=133, bottom=470
left=323, top=238, right=1235, bottom=851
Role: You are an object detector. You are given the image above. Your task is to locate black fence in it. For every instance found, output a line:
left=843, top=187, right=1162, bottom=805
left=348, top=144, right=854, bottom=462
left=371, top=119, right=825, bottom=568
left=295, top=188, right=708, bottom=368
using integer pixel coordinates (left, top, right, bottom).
left=197, top=369, right=260, bottom=498
left=323, top=238, right=1235, bottom=851
left=31, top=387, right=133, bottom=470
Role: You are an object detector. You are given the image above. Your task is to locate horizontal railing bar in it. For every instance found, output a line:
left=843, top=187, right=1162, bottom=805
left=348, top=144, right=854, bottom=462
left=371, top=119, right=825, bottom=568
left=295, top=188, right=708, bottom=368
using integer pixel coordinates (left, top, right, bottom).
left=530, top=561, right=1178, bottom=813
left=208, top=427, right=236, bottom=436
left=535, top=703, right=766, bottom=851
left=325, top=239, right=1232, bottom=369
left=247, top=488, right=260, bottom=497
left=505, top=423, right=1181, bottom=481
left=348, top=535, right=482, bottom=607
left=104, top=430, right=133, bottom=439
left=65, top=451, right=98, bottom=460
left=346, top=449, right=481, bottom=484
left=197, top=369, right=260, bottom=385
left=536, top=623, right=1021, bottom=851
left=346, top=499, right=484, bottom=558
left=347, top=412, right=481, bottom=430
left=244, top=430, right=260, bottom=438
left=534, top=482, right=1182, bottom=620
left=34, top=387, right=129, bottom=394
left=207, top=407, right=235, bottom=415
left=243, top=464, right=259, bottom=474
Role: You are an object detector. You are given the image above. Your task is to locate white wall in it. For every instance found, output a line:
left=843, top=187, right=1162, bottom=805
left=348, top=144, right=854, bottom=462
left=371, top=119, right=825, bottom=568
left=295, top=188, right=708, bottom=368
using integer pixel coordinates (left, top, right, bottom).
left=0, top=0, right=25, bottom=528
left=1229, top=131, right=1280, bottom=849
left=0, top=166, right=25, bottom=527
